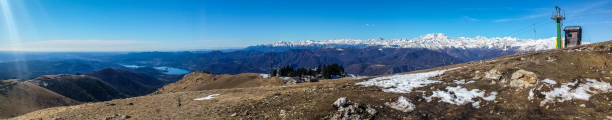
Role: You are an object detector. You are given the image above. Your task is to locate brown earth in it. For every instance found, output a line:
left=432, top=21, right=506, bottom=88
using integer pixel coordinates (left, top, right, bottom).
left=0, top=80, right=79, bottom=119
left=154, top=72, right=284, bottom=94
left=12, top=41, right=612, bottom=120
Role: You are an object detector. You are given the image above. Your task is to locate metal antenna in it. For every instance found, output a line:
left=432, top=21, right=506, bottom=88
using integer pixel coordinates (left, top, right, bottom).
left=551, top=2, right=565, bottom=49
left=533, top=24, right=537, bottom=40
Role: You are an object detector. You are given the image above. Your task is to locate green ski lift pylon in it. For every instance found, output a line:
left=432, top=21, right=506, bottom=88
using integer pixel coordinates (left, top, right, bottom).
left=551, top=5, right=565, bottom=49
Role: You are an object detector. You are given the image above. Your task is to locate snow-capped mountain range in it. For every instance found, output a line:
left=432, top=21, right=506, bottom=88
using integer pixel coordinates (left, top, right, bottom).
left=255, top=33, right=557, bottom=52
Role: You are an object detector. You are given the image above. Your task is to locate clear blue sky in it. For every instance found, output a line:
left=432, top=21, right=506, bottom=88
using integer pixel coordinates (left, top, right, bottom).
left=0, top=0, right=611, bottom=51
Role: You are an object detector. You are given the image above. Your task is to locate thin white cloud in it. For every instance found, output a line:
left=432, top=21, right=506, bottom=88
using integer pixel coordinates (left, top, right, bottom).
left=463, top=16, right=480, bottom=22
left=493, top=13, right=548, bottom=23
left=0, top=40, right=163, bottom=52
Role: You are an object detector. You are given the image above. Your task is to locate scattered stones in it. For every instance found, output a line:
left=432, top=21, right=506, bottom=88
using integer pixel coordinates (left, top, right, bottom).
left=365, top=105, right=377, bottom=115
left=385, top=96, right=415, bottom=112
left=279, top=110, right=287, bottom=118
left=509, top=70, right=537, bottom=88
left=545, top=56, right=557, bottom=62
left=485, top=69, right=502, bottom=80
left=282, top=77, right=304, bottom=85
left=324, top=97, right=377, bottom=120
left=472, top=71, right=481, bottom=80
left=243, top=110, right=251, bottom=116
left=103, top=114, right=131, bottom=120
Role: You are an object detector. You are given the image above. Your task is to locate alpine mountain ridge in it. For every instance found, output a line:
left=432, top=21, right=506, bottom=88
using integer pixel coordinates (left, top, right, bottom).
left=248, top=33, right=557, bottom=52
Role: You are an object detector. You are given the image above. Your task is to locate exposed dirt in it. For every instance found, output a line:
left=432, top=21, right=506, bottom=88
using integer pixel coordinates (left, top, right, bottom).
left=12, top=41, right=612, bottom=120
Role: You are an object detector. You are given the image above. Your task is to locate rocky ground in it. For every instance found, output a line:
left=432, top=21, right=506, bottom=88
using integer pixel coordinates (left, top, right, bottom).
left=11, top=41, right=612, bottom=120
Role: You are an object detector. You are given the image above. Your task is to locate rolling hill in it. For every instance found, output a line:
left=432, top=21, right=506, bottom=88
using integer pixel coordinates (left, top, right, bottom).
left=0, top=60, right=125, bottom=80
left=0, top=80, right=79, bottom=119
left=27, top=74, right=128, bottom=102
left=87, top=68, right=165, bottom=97
left=154, top=71, right=283, bottom=94
left=26, top=68, right=167, bottom=102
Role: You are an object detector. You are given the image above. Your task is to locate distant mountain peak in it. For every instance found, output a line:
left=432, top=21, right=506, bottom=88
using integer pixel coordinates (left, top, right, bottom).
left=419, top=33, right=448, bottom=40
left=254, top=33, right=556, bottom=52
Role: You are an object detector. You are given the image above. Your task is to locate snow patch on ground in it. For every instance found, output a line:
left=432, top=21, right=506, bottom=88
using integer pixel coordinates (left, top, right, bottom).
left=348, top=74, right=369, bottom=79
left=540, top=79, right=612, bottom=106
left=424, top=86, right=497, bottom=108
left=194, top=94, right=220, bottom=101
left=260, top=74, right=270, bottom=79
left=454, top=80, right=475, bottom=85
left=541, top=79, right=557, bottom=85
left=385, top=96, right=415, bottom=112
left=528, top=88, right=535, bottom=100
left=356, top=68, right=456, bottom=93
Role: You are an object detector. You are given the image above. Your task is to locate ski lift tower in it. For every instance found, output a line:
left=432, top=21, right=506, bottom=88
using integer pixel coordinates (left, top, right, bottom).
left=551, top=5, right=565, bottom=49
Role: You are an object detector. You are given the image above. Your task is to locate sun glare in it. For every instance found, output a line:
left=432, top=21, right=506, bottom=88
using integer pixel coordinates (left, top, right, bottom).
left=0, top=0, right=28, bottom=79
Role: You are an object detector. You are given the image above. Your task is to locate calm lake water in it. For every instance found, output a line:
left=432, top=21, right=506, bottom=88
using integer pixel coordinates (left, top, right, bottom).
left=121, top=64, right=190, bottom=75
left=153, top=66, right=190, bottom=75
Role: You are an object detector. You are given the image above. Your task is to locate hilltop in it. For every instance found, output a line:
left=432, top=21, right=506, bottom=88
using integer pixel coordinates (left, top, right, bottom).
left=26, top=68, right=166, bottom=102
left=0, top=80, right=79, bottom=119
left=27, top=74, right=128, bottom=102
left=87, top=68, right=165, bottom=96
left=12, top=41, right=612, bottom=119
left=154, top=71, right=283, bottom=94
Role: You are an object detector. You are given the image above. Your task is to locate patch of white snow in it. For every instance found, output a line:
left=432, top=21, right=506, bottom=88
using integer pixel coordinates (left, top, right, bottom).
left=194, top=94, right=220, bottom=101
left=454, top=80, right=475, bottom=85
left=541, top=79, right=557, bottom=85
left=528, top=88, right=535, bottom=100
left=423, top=86, right=497, bottom=108
left=260, top=74, right=270, bottom=79
left=356, top=68, right=457, bottom=93
left=540, top=79, right=612, bottom=106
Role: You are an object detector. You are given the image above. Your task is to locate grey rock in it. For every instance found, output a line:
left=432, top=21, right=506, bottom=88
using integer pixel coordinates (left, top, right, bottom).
left=485, top=69, right=502, bottom=80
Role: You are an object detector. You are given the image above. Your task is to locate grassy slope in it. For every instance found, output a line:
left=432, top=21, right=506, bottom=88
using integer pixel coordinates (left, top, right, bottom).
left=0, top=80, right=79, bottom=119
left=154, top=72, right=284, bottom=94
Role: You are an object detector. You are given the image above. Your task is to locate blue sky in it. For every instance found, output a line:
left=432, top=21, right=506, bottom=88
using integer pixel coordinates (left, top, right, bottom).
left=0, top=0, right=611, bottom=51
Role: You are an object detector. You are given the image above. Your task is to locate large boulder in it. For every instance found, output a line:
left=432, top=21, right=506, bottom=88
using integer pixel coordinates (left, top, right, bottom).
left=509, top=70, right=538, bottom=88
left=325, top=97, right=377, bottom=120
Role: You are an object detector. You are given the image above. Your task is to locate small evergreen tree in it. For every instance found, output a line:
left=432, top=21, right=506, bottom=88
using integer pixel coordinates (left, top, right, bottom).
left=271, top=64, right=344, bottom=79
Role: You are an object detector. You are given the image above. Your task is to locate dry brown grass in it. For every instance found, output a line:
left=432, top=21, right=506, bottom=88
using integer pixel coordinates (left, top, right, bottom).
left=0, top=80, right=79, bottom=119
